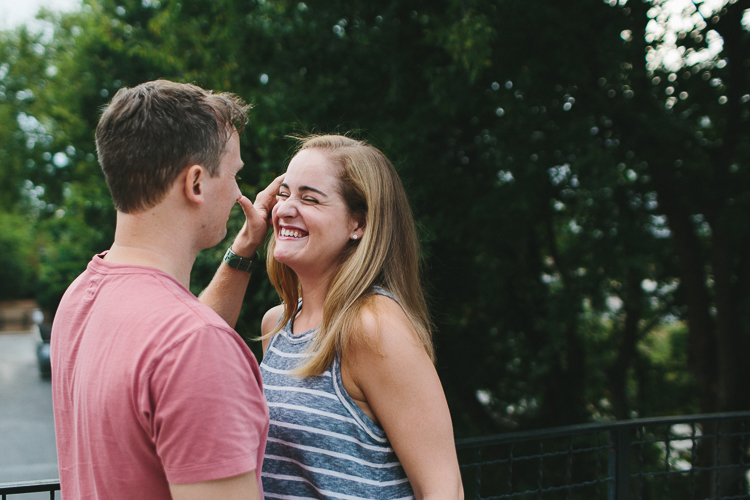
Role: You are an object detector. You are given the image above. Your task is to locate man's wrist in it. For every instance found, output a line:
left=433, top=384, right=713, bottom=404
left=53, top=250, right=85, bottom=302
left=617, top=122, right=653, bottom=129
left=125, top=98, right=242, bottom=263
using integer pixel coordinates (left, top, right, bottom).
left=229, top=243, right=258, bottom=258
left=229, top=235, right=260, bottom=259
left=223, top=247, right=257, bottom=273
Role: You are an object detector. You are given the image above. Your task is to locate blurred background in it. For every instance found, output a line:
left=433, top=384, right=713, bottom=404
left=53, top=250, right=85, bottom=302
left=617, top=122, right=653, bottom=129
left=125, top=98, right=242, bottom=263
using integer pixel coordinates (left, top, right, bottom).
left=1, top=0, right=748, bottom=450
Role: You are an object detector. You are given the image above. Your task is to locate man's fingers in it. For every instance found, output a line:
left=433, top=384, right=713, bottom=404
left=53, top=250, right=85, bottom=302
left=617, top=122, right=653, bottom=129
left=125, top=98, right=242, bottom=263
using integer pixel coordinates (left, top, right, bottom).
left=256, top=174, right=285, bottom=205
left=253, top=174, right=285, bottom=221
left=237, top=195, right=254, bottom=216
left=230, top=176, right=284, bottom=255
left=235, top=175, right=284, bottom=225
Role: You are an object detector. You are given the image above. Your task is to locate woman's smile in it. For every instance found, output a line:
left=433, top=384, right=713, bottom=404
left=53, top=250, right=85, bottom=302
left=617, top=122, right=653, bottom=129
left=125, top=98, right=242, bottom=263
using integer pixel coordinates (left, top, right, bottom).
left=278, top=226, right=308, bottom=239
left=271, top=149, right=360, bottom=277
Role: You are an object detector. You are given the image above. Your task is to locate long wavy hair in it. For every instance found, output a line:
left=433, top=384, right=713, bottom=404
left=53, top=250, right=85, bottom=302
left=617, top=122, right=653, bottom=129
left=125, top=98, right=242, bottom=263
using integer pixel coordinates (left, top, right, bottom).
left=263, top=134, right=434, bottom=376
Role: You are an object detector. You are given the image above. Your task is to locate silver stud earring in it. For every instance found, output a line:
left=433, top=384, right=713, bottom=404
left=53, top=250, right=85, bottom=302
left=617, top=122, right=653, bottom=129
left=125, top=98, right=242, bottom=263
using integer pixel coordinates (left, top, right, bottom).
left=352, top=234, right=358, bottom=240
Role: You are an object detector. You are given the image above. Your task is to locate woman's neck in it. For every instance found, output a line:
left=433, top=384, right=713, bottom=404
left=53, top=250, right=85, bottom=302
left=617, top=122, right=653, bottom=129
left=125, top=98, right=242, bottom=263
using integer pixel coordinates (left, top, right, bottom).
left=293, top=274, right=334, bottom=334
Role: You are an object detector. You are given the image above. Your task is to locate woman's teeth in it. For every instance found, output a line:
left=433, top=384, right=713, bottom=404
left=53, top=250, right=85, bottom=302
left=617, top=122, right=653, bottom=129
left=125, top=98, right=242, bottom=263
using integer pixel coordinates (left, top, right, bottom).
left=280, top=228, right=305, bottom=238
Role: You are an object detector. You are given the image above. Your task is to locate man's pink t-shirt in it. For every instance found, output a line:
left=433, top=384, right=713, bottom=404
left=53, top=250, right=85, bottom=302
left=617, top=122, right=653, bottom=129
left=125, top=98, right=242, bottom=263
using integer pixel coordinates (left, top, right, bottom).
left=51, top=254, right=269, bottom=499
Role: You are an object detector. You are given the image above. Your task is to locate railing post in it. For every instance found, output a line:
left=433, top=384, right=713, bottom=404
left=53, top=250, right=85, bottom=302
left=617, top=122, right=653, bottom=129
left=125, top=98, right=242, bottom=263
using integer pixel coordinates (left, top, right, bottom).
left=609, top=427, right=632, bottom=500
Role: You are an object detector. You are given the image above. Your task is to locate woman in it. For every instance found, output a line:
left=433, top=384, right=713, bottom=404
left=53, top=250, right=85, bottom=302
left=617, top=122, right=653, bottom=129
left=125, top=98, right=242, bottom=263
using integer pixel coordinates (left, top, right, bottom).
left=259, top=135, right=463, bottom=499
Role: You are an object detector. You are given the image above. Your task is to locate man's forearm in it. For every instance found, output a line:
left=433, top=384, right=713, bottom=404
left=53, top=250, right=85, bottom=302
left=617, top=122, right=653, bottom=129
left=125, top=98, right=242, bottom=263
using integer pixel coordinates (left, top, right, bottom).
left=199, top=262, right=252, bottom=328
left=201, top=175, right=283, bottom=328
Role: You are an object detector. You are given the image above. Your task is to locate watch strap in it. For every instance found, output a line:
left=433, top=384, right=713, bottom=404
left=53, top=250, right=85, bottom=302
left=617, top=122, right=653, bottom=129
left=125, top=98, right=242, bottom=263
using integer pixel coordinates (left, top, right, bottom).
left=223, top=247, right=255, bottom=273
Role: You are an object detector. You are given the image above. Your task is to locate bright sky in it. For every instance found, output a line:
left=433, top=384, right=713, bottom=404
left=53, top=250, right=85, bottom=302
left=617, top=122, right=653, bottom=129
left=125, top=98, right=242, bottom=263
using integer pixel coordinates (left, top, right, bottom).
left=644, top=0, right=728, bottom=71
left=0, top=0, right=80, bottom=30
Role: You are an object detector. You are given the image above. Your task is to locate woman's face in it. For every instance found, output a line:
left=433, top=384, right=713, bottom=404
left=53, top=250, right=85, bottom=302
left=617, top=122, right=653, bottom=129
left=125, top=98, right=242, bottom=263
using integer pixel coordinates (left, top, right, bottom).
left=271, top=148, right=362, bottom=281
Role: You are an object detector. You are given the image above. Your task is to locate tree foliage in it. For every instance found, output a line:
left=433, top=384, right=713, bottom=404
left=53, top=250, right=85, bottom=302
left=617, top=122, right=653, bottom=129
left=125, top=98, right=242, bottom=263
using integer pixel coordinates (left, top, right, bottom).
left=3, top=0, right=750, bottom=441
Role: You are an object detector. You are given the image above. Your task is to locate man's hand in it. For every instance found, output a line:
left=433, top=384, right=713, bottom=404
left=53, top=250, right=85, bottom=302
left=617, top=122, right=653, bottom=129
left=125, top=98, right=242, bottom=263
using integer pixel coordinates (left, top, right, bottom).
left=231, top=174, right=285, bottom=257
left=198, top=174, right=284, bottom=327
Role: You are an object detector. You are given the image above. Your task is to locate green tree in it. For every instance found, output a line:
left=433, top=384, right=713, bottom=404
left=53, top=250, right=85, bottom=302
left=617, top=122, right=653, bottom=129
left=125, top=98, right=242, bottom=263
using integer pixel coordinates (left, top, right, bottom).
left=0, top=212, right=37, bottom=300
left=5, top=3, right=747, bottom=469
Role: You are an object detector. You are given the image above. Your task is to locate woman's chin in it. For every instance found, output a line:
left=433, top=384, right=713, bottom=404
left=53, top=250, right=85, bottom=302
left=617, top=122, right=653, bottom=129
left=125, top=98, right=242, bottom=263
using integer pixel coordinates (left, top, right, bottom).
left=273, top=251, right=296, bottom=268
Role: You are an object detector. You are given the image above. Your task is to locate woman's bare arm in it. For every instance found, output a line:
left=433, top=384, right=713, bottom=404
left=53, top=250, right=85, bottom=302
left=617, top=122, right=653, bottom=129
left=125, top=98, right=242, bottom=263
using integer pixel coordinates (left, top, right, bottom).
left=344, top=296, right=464, bottom=499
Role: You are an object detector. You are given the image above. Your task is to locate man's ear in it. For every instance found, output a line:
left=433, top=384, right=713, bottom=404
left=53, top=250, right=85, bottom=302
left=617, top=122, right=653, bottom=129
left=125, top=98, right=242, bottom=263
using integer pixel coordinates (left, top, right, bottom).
left=184, top=165, right=205, bottom=204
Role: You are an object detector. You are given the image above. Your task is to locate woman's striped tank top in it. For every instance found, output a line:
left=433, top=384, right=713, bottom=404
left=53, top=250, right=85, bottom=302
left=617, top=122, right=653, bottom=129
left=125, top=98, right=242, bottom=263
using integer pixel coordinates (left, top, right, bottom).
left=259, top=291, right=414, bottom=499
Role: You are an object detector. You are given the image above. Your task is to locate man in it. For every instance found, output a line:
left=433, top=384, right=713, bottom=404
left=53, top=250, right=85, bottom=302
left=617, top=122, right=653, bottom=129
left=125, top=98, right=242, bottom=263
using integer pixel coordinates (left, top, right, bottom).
left=51, top=80, right=282, bottom=499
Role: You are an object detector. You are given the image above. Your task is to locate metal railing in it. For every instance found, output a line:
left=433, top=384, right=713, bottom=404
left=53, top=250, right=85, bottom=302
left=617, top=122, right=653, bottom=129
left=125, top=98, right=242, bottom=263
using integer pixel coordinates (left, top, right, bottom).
left=456, top=411, right=750, bottom=499
left=3, top=411, right=750, bottom=499
left=0, top=479, right=59, bottom=499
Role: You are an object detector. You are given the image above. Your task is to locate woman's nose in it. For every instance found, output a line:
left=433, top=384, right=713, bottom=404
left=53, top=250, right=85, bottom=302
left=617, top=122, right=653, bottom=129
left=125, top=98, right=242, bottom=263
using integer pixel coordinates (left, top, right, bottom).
left=274, top=198, right=297, bottom=219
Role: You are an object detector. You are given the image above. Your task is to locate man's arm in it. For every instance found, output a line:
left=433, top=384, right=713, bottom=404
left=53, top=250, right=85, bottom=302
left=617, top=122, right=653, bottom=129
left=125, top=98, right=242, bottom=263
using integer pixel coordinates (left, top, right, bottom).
left=199, top=252, right=253, bottom=329
left=200, top=176, right=283, bottom=327
left=152, top=329, right=268, bottom=500
left=169, top=471, right=260, bottom=500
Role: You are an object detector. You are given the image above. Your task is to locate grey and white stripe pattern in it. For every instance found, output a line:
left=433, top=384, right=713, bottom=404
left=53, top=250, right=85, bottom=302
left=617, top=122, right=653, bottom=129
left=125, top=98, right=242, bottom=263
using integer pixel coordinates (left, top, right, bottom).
left=260, top=292, right=414, bottom=499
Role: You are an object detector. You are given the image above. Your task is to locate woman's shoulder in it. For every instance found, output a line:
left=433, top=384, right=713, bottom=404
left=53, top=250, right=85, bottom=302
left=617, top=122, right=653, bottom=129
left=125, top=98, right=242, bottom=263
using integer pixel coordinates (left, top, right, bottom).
left=355, top=293, right=419, bottom=352
left=344, top=294, right=430, bottom=390
left=261, top=304, right=286, bottom=335
left=363, top=291, right=401, bottom=317
left=261, top=304, right=285, bottom=355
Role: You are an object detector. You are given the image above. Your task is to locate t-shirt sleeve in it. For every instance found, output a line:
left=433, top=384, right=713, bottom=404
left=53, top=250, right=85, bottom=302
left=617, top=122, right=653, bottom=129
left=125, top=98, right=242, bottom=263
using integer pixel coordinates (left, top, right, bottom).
left=143, top=325, right=268, bottom=484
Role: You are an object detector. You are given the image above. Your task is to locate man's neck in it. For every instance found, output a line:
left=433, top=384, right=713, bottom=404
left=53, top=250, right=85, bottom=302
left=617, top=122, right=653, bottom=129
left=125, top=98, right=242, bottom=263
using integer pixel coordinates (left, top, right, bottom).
left=105, top=209, right=199, bottom=289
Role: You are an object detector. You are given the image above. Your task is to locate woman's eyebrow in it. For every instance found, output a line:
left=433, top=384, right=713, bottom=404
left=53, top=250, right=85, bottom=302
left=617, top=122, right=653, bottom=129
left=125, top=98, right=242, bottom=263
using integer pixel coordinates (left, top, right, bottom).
left=279, top=182, right=328, bottom=197
left=300, top=185, right=328, bottom=197
left=299, top=186, right=328, bottom=198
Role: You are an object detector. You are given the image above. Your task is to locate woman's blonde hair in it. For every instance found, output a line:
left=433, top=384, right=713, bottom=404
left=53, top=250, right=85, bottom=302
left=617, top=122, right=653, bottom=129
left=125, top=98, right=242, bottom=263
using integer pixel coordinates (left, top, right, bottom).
left=264, top=134, right=434, bottom=376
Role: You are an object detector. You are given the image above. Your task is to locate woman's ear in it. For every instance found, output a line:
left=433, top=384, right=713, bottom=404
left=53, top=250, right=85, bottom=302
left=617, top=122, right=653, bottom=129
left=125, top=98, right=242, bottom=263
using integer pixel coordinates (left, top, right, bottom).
left=184, top=165, right=205, bottom=204
left=350, top=212, right=366, bottom=241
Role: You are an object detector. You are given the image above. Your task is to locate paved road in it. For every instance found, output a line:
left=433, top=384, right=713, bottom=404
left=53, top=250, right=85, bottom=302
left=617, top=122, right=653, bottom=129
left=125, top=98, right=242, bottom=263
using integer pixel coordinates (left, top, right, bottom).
left=0, top=330, right=59, bottom=488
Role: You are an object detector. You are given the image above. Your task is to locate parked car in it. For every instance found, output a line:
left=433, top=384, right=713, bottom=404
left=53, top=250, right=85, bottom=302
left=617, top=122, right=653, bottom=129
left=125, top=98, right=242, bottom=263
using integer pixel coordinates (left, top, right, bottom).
left=36, top=323, right=52, bottom=379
